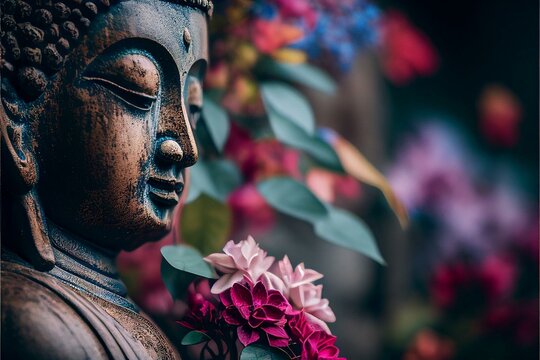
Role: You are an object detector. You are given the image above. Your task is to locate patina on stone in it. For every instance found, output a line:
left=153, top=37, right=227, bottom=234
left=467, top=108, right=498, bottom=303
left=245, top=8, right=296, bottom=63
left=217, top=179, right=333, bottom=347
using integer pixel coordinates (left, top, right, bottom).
left=1, top=0, right=211, bottom=358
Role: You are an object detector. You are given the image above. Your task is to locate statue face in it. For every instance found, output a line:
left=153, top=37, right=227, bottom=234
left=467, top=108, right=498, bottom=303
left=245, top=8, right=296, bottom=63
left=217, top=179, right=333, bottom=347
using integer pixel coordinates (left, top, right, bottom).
left=25, top=1, right=208, bottom=251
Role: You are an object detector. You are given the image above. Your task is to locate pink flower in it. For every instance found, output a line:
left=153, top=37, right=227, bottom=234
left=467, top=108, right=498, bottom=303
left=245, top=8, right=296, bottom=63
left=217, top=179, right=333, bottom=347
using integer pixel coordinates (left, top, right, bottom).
left=289, top=283, right=336, bottom=333
left=204, top=236, right=275, bottom=294
left=220, top=281, right=292, bottom=347
left=270, top=256, right=335, bottom=333
left=275, top=255, right=323, bottom=297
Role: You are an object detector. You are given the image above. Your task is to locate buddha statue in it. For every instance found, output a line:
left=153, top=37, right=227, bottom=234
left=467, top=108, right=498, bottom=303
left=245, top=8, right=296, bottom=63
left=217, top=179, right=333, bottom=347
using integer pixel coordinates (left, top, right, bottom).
left=0, top=0, right=211, bottom=358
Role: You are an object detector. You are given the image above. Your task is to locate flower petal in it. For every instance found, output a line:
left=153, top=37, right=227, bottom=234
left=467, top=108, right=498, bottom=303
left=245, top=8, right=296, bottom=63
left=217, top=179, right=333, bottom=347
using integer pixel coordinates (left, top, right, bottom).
left=304, top=312, right=331, bottom=334
left=211, top=271, right=244, bottom=294
left=237, top=325, right=260, bottom=346
left=267, top=334, right=290, bottom=348
left=260, top=304, right=285, bottom=321
left=263, top=324, right=289, bottom=339
left=219, top=289, right=233, bottom=306
left=223, top=307, right=245, bottom=326
left=248, top=311, right=265, bottom=328
left=252, top=281, right=268, bottom=307
left=231, top=282, right=253, bottom=319
left=204, top=253, right=237, bottom=273
left=267, top=290, right=289, bottom=310
left=260, top=272, right=286, bottom=295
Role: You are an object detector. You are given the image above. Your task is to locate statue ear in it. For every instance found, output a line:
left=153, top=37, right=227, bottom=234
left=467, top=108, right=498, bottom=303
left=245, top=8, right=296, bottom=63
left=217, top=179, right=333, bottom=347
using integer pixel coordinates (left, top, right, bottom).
left=1, top=97, right=55, bottom=270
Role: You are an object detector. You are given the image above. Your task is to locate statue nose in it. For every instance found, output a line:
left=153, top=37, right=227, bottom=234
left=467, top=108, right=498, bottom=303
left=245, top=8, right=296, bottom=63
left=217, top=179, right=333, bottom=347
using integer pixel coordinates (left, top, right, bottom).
left=157, top=139, right=184, bottom=164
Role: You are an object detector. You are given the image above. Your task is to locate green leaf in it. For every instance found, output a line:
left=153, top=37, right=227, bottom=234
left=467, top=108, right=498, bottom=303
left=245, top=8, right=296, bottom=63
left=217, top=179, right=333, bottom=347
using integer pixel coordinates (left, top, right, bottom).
left=187, top=159, right=242, bottom=203
left=267, top=109, right=343, bottom=172
left=201, top=98, right=230, bottom=152
left=161, top=245, right=216, bottom=278
left=314, top=206, right=385, bottom=265
left=181, top=195, right=232, bottom=255
left=206, top=160, right=243, bottom=199
left=257, top=177, right=328, bottom=223
left=161, top=244, right=217, bottom=300
left=260, top=82, right=315, bottom=135
left=257, top=177, right=385, bottom=264
left=181, top=331, right=210, bottom=346
left=257, top=57, right=336, bottom=94
left=240, top=344, right=289, bottom=360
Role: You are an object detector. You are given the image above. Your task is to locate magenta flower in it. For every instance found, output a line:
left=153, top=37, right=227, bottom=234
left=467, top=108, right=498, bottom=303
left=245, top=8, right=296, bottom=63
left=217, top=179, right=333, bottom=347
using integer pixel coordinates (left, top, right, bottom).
left=204, top=236, right=275, bottom=294
left=177, top=283, right=219, bottom=333
left=302, top=330, right=345, bottom=360
left=287, top=311, right=315, bottom=342
left=220, top=281, right=292, bottom=347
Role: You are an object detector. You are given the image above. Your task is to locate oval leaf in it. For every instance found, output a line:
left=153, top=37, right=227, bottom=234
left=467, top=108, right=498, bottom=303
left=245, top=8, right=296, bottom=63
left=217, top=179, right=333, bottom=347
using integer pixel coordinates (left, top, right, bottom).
left=314, top=206, right=385, bottom=265
left=268, top=109, right=343, bottom=172
left=181, top=331, right=210, bottom=346
left=201, top=98, right=230, bottom=151
left=161, top=245, right=217, bottom=279
left=257, top=177, right=328, bottom=223
left=240, top=344, right=289, bottom=360
left=181, top=195, right=232, bottom=255
left=261, top=82, right=315, bottom=135
left=188, top=159, right=242, bottom=203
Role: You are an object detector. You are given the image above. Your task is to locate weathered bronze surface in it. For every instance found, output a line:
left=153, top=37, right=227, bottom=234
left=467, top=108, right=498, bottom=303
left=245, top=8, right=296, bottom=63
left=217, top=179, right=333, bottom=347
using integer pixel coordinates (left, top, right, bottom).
left=1, top=0, right=210, bottom=358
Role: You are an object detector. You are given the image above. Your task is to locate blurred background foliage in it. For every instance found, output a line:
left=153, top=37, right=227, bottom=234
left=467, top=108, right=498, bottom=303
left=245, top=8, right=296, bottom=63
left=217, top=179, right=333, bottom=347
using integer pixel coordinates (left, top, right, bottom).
left=118, top=0, right=539, bottom=358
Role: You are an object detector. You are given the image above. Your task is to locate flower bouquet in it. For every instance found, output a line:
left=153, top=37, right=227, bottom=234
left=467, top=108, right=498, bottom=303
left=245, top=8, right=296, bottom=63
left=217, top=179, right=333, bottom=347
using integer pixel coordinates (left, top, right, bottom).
left=163, top=236, right=345, bottom=359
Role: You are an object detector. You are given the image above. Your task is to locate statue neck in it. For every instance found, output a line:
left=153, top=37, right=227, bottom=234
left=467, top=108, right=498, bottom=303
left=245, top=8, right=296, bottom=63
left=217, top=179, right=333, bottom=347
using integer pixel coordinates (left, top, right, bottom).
left=47, top=221, right=139, bottom=312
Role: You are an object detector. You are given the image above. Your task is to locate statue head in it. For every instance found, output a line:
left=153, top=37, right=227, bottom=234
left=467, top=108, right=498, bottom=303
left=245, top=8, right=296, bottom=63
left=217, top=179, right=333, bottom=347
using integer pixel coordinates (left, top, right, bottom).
left=1, top=0, right=211, bottom=269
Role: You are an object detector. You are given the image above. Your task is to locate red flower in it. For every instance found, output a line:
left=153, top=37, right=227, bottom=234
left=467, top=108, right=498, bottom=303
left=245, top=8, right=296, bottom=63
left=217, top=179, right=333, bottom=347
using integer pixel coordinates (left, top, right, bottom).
left=228, top=184, right=276, bottom=236
left=379, top=10, right=438, bottom=85
left=430, top=255, right=517, bottom=310
left=484, top=300, right=539, bottom=345
left=478, top=85, right=522, bottom=147
left=404, top=329, right=454, bottom=360
left=251, top=19, right=303, bottom=54
left=220, top=281, right=292, bottom=347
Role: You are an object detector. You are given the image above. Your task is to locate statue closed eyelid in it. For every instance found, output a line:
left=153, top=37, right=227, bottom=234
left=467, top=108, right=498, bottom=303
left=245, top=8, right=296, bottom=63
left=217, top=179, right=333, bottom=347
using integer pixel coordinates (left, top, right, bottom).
left=82, top=52, right=160, bottom=96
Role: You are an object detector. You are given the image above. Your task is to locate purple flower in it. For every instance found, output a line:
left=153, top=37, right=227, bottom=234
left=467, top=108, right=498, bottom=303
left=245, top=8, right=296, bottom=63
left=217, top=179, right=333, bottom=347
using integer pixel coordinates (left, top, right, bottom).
left=220, top=281, right=292, bottom=347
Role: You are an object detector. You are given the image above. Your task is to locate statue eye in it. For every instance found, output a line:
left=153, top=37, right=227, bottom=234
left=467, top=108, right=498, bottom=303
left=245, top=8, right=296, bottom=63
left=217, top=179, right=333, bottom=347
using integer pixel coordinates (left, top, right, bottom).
left=82, top=53, right=160, bottom=111
left=83, top=76, right=157, bottom=110
left=186, top=76, right=203, bottom=128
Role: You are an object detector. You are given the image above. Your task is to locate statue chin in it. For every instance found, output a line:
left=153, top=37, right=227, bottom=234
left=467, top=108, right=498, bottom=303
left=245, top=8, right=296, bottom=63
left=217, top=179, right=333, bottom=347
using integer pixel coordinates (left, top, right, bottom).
left=0, top=0, right=210, bottom=358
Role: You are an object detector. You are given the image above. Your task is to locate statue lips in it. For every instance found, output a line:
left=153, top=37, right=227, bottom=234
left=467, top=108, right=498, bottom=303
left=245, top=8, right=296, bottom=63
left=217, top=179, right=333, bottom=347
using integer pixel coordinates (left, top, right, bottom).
left=147, top=176, right=184, bottom=207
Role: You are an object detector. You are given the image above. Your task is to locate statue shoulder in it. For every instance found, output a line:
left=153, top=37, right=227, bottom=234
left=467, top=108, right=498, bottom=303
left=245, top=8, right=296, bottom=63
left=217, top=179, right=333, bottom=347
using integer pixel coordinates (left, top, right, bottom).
left=1, top=266, right=109, bottom=360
